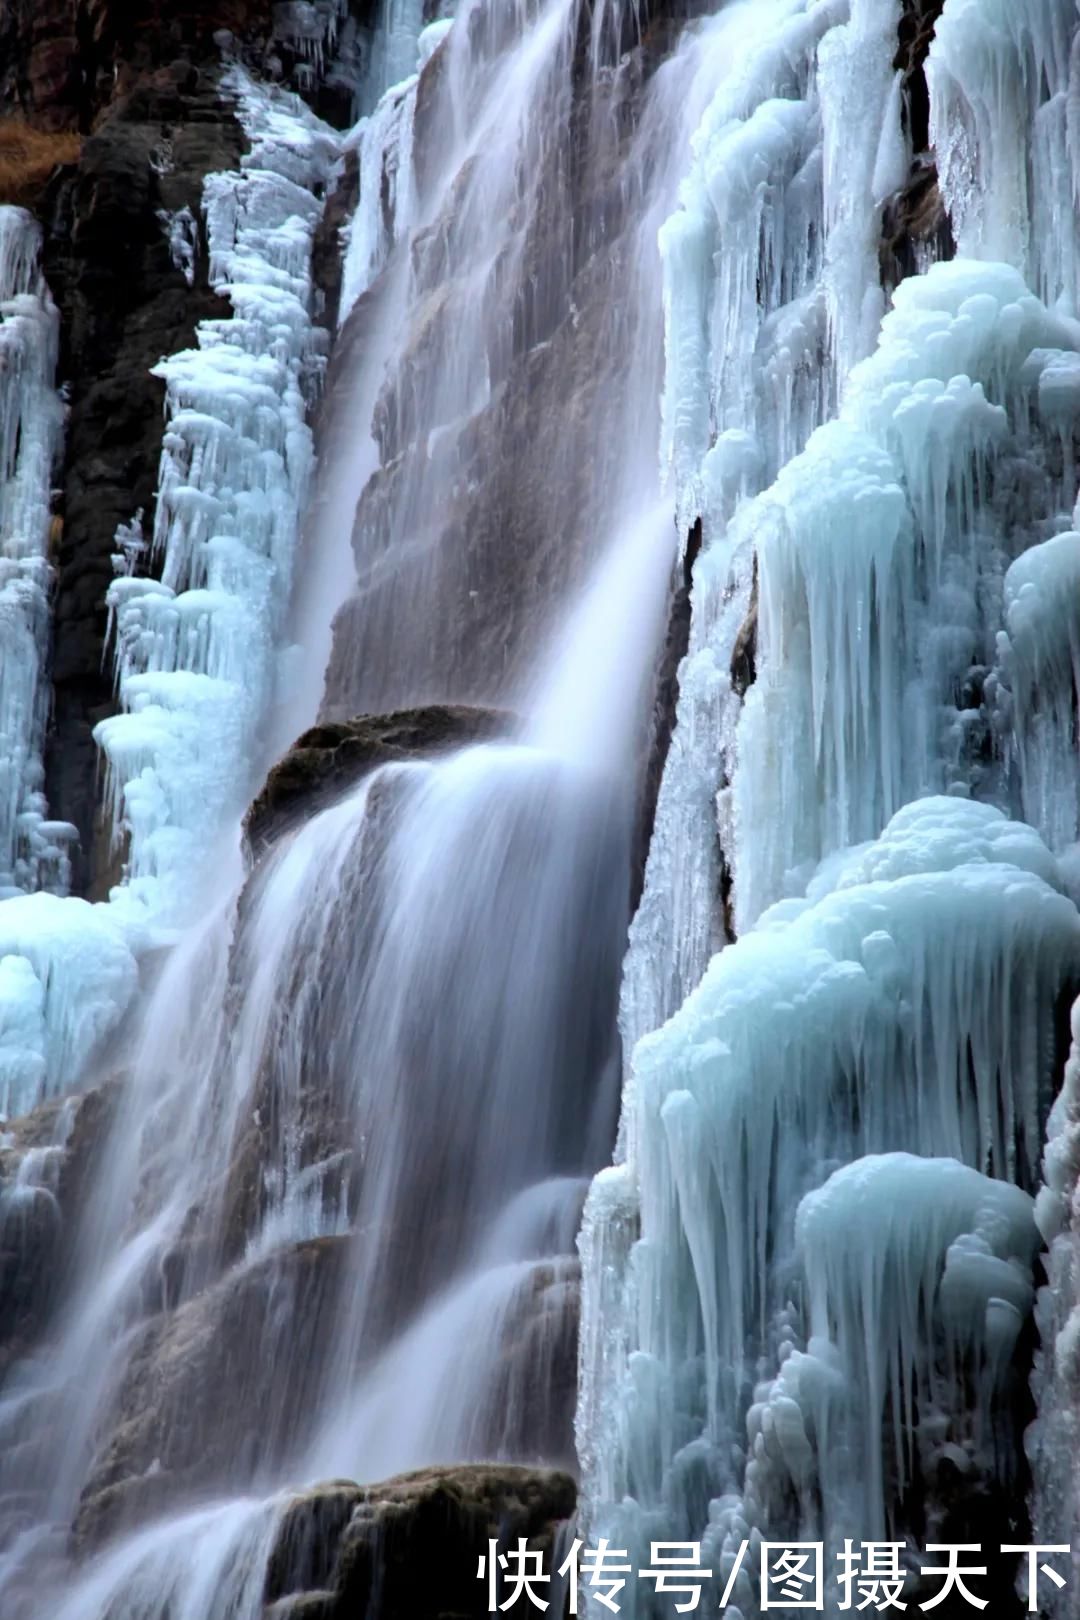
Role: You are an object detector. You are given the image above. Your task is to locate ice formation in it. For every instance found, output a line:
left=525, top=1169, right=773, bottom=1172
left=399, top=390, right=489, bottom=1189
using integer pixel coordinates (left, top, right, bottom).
left=580, top=804, right=1077, bottom=1589
left=996, top=527, right=1080, bottom=852
left=585, top=0, right=1080, bottom=1599
left=622, top=0, right=902, bottom=1063
left=927, top=0, right=1080, bottom=307
left=794, top=1154, right=1037, bottom=1540
left=97, top=71, right=337, bottom=932
left=734, top=261, right=1080, bottom=926
left=0, top=75, right=337, bottom=1118
left=0, top=209, right=74, bottom=899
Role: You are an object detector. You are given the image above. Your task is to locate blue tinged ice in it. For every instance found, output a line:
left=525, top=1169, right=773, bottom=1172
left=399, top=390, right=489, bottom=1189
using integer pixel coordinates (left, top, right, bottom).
left=734, top=260, right=1080, bottom=925
left=793, top=1153, right=1037, bottom=1537
left=927, top=0, right=1080, bottom=310
left=580, top=801, right=1077, bottom=1583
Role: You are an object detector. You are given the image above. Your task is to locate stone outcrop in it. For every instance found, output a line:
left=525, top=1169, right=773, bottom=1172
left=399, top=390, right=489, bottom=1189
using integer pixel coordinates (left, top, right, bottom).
left=266, top=1464, right=576, bottom=1620
left=246, top=705, right=512, bottom=857
left=0, top=1083, right=116, bottom=1375
left=74, top=1235, right=350, bottom=1551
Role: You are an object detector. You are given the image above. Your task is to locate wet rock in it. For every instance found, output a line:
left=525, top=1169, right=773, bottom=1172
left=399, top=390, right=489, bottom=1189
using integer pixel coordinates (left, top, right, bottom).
left=74, top=1235, right=350, bottom=1551
left=485, top=1258, right=580, bottom=1468
left=0, top=1083, right=117, bottom=1373
left=730, top=554, right=758, bottom=700
left=266, top=1482, right=365, bottom=1601
left=268, top=1464, right=576, bottom=1620
left=878, top=0, right=954, bottom=297
left=879, top=156, right=954, bottom=296
left=895, top=0, right=947, bottom=152
left=245, top=705, right=512, bottom=857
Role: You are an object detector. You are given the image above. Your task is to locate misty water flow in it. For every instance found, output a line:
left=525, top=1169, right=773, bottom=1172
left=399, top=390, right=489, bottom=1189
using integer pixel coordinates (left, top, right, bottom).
left=0, top=0, right=698, bottom=1614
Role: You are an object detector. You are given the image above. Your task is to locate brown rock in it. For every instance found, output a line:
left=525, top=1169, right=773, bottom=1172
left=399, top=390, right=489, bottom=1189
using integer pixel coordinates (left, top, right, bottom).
left=267, top=1464, right=577, bottom=1620
left=245, top=705, right=513, bottom=858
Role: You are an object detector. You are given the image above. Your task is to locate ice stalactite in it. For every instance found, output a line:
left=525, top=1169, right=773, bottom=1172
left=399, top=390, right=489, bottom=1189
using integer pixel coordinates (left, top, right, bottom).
left=0, top=209, right=75, bottom=900
left=579, top=801, right=1079, bottom=1599
left=97, top=72, right=338, bottom=935
left=792, top=1154, right=1037, bottom=1548
left=734, top=260, right=1080, bottom=927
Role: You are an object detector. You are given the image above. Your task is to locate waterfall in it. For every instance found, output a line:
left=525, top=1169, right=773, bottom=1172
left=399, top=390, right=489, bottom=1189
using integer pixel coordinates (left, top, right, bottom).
left=3, top=0, right=1080, bottom=1615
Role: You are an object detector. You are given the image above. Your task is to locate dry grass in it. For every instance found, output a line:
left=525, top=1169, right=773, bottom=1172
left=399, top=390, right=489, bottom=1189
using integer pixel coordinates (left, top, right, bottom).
left=0, top=121, right=81, bottom=209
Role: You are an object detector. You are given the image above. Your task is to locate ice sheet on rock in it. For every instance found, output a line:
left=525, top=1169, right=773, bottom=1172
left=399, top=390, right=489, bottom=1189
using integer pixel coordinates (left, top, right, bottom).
left=734, top=260, right=1080, bottom=925
left=792, top=1152, right=1036, bottom=1537
left=579, top=801, right=1077, bottom=1584
left=0, top=896, right=138, bottom=1121
left=97, top=71, right=338, bottom=930
left=0, top=209, right=70, bottom=899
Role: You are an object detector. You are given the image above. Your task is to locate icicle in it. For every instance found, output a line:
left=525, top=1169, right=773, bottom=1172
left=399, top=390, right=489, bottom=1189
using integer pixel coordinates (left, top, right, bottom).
left=793, top=1152, right=1037, bottom=1540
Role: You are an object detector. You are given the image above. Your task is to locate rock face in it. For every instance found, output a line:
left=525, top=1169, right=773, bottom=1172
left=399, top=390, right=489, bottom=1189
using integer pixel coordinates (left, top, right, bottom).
left=266, top=1464, right=576, bottom=1620
left=74, top=1235, right=351, bottom=1550
left=246, top=705, right=513, bottom=857
left=0, top=1084, right=116, bottom=1375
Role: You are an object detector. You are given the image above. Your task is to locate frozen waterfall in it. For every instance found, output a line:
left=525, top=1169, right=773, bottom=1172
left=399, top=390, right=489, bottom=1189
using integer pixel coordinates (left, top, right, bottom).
left=3, top=0, right=1080, bottom=1616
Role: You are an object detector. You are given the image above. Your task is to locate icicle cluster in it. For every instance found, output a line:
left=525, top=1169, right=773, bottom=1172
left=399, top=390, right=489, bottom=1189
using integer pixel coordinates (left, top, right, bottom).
left=621, top=0, right=903, bottom=1067
left=579, top=802, right=1075, bottom=1599
left=736, top=260, right=1080, bottom=926
left=96, top=72, right=338, bottom=932
left=0, top=209, right=75, bottom=899
left=582, top=0, right=1080, bottom=1602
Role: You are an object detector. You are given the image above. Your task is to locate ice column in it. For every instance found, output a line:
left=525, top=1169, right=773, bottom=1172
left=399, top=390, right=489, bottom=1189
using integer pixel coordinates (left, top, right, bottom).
left=0, top=208, right=75, bottom=898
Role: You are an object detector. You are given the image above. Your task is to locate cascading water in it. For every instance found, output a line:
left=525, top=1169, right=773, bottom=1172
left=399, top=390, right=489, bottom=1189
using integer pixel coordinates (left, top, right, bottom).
left=0, top=1, right=690, bottom=1615
left=5, top=0, right=1080, bottom=1617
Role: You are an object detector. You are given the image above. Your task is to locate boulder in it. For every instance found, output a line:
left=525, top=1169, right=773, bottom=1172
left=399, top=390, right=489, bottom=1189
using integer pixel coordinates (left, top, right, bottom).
left=74, top=1235, right=350, bottom=1551
left=245, top=705, right=512, bottom=856
left=267, top=1464, right=577, bottom=1620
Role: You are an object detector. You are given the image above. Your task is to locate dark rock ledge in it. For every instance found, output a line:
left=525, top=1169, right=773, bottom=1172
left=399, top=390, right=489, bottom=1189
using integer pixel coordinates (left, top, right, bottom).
left=266, top=1464, right=576, bottom=1620
left=246, top=705, right=513, bottom=857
